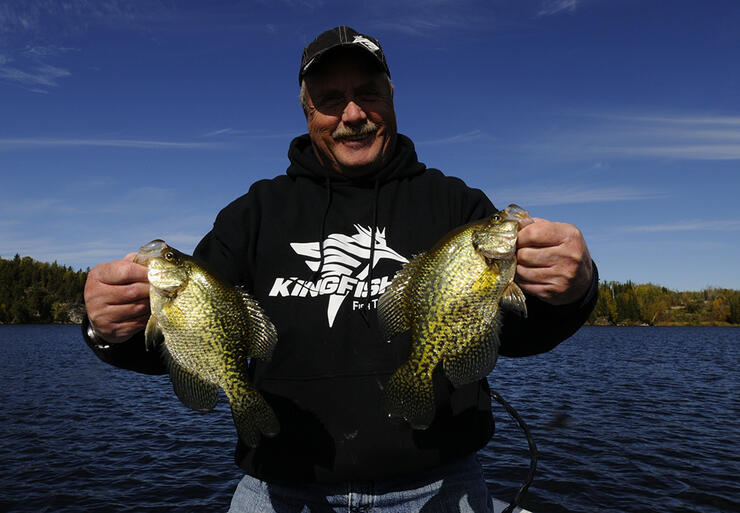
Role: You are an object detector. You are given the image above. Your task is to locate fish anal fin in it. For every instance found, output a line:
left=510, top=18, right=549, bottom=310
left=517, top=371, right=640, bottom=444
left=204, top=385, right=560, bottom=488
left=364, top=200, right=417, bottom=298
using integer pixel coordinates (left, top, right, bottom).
left=377, top=253, right=425, bottom=341
left=382, top=363, right=435, bottom=430
left=501, top=282, right=527, bottom=318
left=162, top=345, right=219, bottom=412
left=226, top=386, right=280, bottom=448
left=443, top=329, right=501, bottom=387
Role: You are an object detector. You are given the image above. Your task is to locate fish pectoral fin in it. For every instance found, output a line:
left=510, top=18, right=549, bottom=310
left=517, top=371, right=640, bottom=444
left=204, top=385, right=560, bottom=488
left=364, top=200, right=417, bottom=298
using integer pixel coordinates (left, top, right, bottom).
left=471, top=264, right=499, bottom=294
left=500, top=282, right=527, bottom=318
left=443, top=329, right=501, bottom=387
left=377, top=253, right=425, bottom=340
left=144, top=315, right=164, bottom=352
left=162, top=346, right=219, bottom=412
left=240, top=291, right=278, bottom=361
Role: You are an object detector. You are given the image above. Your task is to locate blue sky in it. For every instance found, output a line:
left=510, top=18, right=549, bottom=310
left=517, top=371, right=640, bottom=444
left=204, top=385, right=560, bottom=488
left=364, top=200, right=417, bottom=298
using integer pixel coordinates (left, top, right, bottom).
left=1, top=0, right=739, bottom=291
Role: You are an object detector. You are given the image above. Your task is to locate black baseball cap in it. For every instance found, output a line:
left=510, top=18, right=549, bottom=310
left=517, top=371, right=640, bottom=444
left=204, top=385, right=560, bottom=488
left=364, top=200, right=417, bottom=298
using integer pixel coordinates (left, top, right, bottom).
left=299, top=26, right=390, bottom=84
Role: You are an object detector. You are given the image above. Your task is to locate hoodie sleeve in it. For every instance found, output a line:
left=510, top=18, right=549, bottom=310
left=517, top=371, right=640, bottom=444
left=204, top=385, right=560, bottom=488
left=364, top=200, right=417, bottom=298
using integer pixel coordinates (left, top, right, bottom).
left=80, top=315, right=166, bottom=374
left=498, top=263, right=599, bottom=356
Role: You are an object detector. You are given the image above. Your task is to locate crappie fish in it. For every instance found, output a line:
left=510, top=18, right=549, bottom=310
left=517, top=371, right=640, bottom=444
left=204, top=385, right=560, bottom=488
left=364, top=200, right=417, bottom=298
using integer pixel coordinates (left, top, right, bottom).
left=134, top=239, right=279, bottom=447
left=377, top=205, right=530, bottom=429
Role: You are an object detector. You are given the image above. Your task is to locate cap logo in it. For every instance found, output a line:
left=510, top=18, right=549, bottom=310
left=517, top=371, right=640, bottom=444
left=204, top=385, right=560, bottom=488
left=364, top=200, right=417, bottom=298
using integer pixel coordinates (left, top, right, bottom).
left=352, top=35, right=380, bottom=55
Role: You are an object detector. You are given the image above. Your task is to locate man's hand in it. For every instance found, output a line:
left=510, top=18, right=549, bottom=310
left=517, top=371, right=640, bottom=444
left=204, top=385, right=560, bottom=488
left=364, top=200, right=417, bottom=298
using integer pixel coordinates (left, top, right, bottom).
left=84, top=253, right=150, bottom=344
left=515, top=218, right=593, bottom=306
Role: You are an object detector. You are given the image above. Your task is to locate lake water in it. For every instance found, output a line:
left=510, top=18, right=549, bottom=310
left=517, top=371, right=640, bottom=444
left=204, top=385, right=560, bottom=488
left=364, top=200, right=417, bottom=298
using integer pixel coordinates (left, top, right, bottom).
left=0, top=325, right=737, bottom=513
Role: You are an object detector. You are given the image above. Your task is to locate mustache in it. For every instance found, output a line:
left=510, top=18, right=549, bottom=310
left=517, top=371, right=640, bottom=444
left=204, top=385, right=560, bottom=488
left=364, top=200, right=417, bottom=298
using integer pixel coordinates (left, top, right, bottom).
left=332, top=121, right=378, bottom=140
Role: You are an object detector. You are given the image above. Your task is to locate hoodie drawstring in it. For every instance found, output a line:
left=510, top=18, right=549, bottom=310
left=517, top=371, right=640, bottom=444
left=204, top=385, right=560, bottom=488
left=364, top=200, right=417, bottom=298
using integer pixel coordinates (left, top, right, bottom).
left=312, top=174, right=333, bottom=283
left=359, top=180, right=380, bottom=326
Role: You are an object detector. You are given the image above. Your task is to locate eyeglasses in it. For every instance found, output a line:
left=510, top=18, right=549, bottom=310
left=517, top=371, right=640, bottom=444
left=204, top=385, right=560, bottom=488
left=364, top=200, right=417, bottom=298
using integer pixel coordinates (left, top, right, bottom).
left=312, top=91, right=390, bottom=115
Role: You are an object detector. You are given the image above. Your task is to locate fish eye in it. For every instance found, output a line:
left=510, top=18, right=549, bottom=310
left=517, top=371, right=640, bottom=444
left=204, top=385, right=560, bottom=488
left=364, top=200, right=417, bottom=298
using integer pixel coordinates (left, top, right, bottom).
left=492, top=215, right=500, bottom=221
left=164, top=251, right=175, bottom=261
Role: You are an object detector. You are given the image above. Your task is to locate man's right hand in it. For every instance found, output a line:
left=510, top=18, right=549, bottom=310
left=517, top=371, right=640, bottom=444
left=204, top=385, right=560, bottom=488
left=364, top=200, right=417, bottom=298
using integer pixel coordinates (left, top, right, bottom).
left=84, top=253, right=150, bottom=344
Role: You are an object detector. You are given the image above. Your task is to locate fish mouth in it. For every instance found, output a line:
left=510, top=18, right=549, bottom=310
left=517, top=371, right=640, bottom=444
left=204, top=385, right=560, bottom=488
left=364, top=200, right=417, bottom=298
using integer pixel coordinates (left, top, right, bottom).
left=134, top=239, right=167, bottom=264
left=502, top=204, right=531, bottom=222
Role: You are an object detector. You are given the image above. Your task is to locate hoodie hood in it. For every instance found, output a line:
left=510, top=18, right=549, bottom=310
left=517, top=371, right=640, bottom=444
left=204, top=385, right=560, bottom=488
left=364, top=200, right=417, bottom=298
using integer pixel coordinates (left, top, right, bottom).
left=286, top=133, right=427, bottom=186
left=284, top=133, right=427, bottom=324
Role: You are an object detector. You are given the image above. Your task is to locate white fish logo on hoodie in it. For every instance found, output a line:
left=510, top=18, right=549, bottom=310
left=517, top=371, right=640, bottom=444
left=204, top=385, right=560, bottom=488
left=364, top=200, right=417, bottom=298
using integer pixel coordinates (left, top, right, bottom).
left=268, top=225, right=408, bottom=327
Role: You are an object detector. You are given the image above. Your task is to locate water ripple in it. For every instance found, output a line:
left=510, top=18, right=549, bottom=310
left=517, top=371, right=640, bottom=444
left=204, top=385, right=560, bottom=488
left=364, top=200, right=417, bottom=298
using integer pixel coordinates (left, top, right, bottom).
left=1, top=325, right=738, bottom=513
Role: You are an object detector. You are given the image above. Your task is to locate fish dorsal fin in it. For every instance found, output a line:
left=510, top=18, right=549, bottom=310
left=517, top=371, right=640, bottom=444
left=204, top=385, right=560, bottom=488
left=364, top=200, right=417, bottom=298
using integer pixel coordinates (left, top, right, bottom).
left=377, top=252, right=426, bottom=341
left=501, top=282, right=528, bottom=318
left=162, top=344, right=219, bottom=412
left=144, top=315, right=164, bottom=352
left=240, top=289, right=278, bottom=361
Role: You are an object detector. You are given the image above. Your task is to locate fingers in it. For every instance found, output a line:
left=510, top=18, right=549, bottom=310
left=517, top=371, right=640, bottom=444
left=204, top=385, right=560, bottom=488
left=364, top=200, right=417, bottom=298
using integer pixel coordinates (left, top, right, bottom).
left=517, top=219, right=571, bottom=248
left=94, top=257, right=149, bottom=287
left=84, top=256, right=151, bottom=344
left=515, top=219, right=593, bottom=305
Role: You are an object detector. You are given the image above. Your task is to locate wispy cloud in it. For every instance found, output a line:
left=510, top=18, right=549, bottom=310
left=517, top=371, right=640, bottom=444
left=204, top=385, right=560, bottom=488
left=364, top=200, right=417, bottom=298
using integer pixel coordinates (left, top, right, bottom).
left=0, top=0, right=160, bottom=92
left=417, top=130, right=487, bottom=145
left=203, top=128, right=236, bottom=137
left=0, top=137, right=228, bottom=150
left=537, top=0, right=578, bottom=17
left=0, top=183, right=217, bottom=270
left=532, top=112, right=740, bottom=161
left=620, top=220, right=740, bottom=233
left=612, top=144, right=740, bottom=160
left=374, top=18, right=445, bottom=37
left=490, top=185, right=663, bottom=206
left=201, top=128, right=296, bottom=140
left=596, top=114, right=740, bottom=126
left=1, top=197, right=81, bottom=216
left=0, top=54, right=71, bottom=91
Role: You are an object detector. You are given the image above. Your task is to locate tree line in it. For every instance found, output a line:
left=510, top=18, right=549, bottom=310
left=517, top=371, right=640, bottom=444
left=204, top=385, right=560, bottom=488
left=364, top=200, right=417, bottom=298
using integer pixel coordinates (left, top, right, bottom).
left=588, top=281, right=740, bottom=326
left=1, top=254, right=739, bottom=326
left=0, top=255, right=88, bottom=324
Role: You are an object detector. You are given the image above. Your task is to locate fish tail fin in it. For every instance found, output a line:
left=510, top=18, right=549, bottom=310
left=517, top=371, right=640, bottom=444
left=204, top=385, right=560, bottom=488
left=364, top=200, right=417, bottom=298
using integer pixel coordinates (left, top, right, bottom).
left=383, top=364, right=435, bottom=430
left=228, top=388, right=280, bottom=448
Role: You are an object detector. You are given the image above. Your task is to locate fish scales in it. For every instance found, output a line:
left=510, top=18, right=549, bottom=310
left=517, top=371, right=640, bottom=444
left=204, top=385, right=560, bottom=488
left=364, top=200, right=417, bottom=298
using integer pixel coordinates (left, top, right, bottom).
left=378, top=205, right=529, bottom=429
left=136, top=239, right=279, bottom=447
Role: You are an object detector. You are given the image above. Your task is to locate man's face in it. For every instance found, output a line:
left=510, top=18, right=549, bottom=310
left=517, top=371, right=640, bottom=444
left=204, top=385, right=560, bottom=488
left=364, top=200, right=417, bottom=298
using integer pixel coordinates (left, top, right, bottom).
left=303, top=51, right=397, bottom=176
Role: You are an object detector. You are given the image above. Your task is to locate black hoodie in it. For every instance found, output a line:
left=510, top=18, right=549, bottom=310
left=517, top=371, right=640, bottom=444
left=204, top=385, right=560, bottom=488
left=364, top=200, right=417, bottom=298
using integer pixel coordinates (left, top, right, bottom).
left=84, top=133, right=598, bottom=483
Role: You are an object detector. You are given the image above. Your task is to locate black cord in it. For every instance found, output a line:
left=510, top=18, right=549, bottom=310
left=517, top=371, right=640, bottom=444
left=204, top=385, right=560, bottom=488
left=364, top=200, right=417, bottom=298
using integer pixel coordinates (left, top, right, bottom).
left=490, top=389, right=538, bottom=513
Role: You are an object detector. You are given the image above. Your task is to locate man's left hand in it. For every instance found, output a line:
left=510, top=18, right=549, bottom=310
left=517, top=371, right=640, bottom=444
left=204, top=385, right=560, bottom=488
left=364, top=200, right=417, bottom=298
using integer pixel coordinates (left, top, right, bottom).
left=515, top=218, right=593, bottom=306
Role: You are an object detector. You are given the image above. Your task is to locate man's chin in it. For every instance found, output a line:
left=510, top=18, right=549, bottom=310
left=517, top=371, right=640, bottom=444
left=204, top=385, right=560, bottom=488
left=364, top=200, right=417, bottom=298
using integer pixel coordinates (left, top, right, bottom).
left=334, top=149, right=384, bottom=176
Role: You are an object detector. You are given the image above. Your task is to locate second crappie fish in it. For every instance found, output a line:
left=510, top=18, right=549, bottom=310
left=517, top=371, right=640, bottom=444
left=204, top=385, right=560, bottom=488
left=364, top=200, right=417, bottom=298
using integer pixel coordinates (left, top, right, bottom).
left=134, top=239, right=279, bottom=447
left=377, top=205, right=531, bottom=429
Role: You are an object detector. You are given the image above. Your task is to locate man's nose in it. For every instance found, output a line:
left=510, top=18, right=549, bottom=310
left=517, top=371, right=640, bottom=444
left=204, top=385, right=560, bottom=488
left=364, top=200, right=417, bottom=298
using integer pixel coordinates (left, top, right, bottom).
left=342, top=100, right=367, bottom=124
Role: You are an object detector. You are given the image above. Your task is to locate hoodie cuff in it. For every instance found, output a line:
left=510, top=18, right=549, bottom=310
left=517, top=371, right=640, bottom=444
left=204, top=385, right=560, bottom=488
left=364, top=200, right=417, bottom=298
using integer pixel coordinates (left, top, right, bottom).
left=81, top=314, right=114, bottom=350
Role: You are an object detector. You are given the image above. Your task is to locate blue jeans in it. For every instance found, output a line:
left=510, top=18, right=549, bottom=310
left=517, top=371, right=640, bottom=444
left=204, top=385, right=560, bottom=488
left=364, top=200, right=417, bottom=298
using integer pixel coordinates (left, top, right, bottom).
left=228, top=455, right=493, bottom=513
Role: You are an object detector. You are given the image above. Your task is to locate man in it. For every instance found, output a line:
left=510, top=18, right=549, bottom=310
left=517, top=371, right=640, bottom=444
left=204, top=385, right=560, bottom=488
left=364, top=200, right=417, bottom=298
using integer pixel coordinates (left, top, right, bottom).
left=83, top=26, right=597, bottom=512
